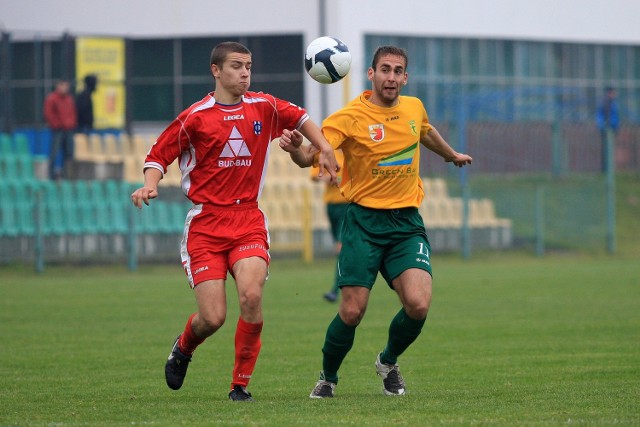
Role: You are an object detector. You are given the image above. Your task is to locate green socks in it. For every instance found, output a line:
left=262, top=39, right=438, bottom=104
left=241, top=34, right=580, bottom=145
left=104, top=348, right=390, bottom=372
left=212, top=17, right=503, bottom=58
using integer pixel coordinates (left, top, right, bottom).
left=320, top=309, right=425, bottom=382
left=380, top=308, right=426, bottom=365
left=321, top=314, right=356, bottom=383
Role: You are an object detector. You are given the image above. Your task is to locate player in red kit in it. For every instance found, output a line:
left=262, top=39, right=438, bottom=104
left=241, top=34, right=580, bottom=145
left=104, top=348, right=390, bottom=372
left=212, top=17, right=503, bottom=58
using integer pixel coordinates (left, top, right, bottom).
left=131, top=41, right=338, bottom=402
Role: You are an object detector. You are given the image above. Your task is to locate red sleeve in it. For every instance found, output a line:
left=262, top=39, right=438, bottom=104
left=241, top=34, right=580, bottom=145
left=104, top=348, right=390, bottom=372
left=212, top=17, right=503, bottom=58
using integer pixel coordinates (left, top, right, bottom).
left=272, top=95, right=309, bottom=136
left=144, top=112, right=192, bottom=175
left=43, top=95, right=58, bottom=128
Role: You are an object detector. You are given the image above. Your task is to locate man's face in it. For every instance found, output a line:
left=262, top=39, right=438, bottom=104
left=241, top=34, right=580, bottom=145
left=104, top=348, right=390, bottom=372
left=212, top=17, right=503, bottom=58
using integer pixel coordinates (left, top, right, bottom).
left=368, top=54, right=408, bottom=105
left=211, top=52, right=252, bottom=97
left=56, top=81, right=70, bottom=94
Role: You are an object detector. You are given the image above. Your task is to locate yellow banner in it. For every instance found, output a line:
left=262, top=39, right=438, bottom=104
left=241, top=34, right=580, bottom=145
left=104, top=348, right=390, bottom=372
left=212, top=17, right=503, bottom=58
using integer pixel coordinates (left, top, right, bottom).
left=75, top=37, right=126, bottom=129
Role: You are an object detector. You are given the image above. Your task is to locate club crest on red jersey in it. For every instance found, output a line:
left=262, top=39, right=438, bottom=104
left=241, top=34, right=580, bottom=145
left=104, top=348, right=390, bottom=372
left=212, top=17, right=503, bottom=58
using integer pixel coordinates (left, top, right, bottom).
left=369, top=124, right=385, bottom=142
left=253, top=121, right=262, bottom=135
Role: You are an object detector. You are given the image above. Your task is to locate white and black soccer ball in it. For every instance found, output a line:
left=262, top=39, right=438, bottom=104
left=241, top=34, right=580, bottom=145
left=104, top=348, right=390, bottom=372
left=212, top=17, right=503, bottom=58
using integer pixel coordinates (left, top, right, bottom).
left=304, top=36, right=351, bottom=84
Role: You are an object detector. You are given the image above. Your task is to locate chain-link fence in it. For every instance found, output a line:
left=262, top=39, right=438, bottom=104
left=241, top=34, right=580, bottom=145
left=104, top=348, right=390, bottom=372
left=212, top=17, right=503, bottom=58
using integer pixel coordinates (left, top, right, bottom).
left=420, top=87, right=634, bottom=256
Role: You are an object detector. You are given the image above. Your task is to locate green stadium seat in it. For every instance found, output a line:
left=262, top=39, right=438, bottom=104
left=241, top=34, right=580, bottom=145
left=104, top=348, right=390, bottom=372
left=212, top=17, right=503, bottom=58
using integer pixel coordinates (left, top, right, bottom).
left=3, top=179, right=39, bottom=237
left=40, top=181, right=65, bottom=235
left=15, top=200, right=36, bottom=236
left=170, top=203, right=188, bottom=232
left=0, top=157, right=6, bottom=183
left=1, top=157, right=19, bottom=183
left=16, top=156, right=36, bottom=181
left=89, top=181, right=111, bottom=234
left=41, top=180, right=60, bottom=206
left=59, top=180, right=75, bottom=205
left=136, top=199, right=174, bottom=234
left=55, top=181, right=82, bottom=235
left=73, top=181, right=97, bottom=234
left=103, top=180, right=129, bottom=234
left=133, top=203, right=155, bottom=234
left=154, top=203, right=168, bottom=234
left=0, top=182, right=19, bottom=236
left=104, top=180, right=122, bottom=203
left=10, top=180, right=33, bottom=203
left=0, top=133, right=13, bottom=155
left=13, top=133, right=32, bottom=158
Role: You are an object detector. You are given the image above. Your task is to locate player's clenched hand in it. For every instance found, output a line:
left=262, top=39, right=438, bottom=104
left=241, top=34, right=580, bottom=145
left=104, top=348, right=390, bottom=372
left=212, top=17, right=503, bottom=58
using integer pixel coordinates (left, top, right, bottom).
left=318, top=148, right=340, bottom=186
left=131, top=186, right=158, bottom=209
left=279, top=129, right=304, bottom=152
left=446, top=152, right=473, bottom=168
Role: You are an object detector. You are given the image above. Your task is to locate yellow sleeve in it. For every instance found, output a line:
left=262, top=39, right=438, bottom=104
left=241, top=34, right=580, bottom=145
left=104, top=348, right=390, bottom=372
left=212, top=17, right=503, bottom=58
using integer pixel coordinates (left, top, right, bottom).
left=419, top=103, right=433, bottom=139
left=322, top=111, right=353, bottom=150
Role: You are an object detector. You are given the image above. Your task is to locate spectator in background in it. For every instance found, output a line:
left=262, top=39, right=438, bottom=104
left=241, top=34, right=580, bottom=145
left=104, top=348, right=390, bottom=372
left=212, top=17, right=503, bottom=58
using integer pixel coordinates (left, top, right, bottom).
left=310, top=149, right=348, bottom=303
left=76, top=74, right=98, bottom=133
left=44, top=79, right=77, bottom=180
left=596, top=86, right=619, bottom=173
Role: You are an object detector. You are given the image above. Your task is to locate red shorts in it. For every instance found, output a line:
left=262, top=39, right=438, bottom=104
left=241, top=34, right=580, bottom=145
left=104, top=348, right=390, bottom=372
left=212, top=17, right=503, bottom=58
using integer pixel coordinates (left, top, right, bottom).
left=180, top=202, right=270, bottom=288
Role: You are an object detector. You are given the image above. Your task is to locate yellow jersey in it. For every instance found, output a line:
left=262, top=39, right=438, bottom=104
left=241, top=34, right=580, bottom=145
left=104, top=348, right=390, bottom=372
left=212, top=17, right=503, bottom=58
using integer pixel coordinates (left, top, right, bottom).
left=322, top=90, right=432, bottom=209
left=310, top=149, right=348, bottom=204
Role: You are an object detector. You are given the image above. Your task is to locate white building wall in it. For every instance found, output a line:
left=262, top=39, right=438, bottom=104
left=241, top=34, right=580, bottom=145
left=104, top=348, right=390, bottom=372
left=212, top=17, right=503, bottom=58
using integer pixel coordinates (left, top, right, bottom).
left=2, top=0, right=638, bottom=121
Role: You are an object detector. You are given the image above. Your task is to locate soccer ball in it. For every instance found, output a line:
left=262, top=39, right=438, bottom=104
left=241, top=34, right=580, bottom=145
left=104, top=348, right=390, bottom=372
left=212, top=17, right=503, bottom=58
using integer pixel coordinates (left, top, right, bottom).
left=304, top=36, right=351, bottom=84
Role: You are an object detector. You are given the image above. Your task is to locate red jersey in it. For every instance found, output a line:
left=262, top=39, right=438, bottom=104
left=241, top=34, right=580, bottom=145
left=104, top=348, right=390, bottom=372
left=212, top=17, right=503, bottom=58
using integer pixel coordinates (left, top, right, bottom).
left=144, top=91, right=309, bottom=206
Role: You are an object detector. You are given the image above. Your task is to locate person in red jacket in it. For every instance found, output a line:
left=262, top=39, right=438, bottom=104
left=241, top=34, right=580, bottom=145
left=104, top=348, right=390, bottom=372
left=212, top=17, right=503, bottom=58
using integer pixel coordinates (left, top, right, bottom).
left=44, top=79, right=77, bottom=179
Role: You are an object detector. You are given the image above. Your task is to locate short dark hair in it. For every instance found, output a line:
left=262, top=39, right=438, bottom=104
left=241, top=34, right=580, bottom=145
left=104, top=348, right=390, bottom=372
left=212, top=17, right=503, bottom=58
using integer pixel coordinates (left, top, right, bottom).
left=371, top=46, right=408, bottom=70
left=210, top=42, right=251, bottom=67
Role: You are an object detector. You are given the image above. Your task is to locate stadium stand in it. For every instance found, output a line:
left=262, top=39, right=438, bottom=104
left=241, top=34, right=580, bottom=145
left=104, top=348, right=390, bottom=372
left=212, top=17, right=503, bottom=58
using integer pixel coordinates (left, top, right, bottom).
left=0, top=131, right=512, bottom=264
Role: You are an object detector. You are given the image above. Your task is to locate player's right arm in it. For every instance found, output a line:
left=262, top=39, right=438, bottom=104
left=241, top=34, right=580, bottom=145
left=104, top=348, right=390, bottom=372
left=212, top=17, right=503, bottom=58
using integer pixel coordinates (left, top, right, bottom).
left=131, top=110, right=191, bottom=208
left=131, top=168, right=162, bottom=209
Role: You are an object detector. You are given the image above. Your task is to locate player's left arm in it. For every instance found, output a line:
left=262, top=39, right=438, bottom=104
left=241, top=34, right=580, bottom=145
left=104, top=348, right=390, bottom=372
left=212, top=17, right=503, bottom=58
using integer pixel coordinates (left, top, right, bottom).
left=421, top=126, right=473, bottom=167
left=279, top=129, right=318, bottom=168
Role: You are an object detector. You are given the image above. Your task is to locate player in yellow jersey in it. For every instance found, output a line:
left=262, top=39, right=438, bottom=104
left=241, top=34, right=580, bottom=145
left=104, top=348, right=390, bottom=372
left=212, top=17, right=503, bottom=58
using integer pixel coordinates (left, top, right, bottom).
left=310, top=149, right=348, bottom=303
left=280, top=45, right=472, bottom=398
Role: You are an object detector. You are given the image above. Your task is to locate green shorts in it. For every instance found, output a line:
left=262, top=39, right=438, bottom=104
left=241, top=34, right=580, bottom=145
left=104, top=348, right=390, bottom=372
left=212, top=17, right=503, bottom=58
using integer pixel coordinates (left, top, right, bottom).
left=337, top=204, right=432, bottom=289
left=327, top=203, right=349, bottom=241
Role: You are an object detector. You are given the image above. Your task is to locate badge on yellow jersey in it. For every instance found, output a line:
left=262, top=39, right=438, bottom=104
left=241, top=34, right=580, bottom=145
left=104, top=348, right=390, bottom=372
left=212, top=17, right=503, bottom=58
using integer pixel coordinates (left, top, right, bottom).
left=368, top=124, right=385, bottom=142
left=408, top=120, right=418, bottom=136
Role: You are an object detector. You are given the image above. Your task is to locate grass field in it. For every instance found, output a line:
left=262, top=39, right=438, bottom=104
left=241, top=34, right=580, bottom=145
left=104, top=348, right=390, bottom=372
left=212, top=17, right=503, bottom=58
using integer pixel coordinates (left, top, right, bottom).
left=1, top=253, right=639, bottom=426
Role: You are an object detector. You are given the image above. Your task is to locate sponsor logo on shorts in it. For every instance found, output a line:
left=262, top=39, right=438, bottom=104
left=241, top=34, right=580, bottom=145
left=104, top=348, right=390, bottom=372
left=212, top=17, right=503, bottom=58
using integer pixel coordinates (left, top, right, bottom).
left=239, top=244, right=266, bottom=252
left=194, top=266, right=209, bottom=275
left=416, top=242, right=430, bottom=266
